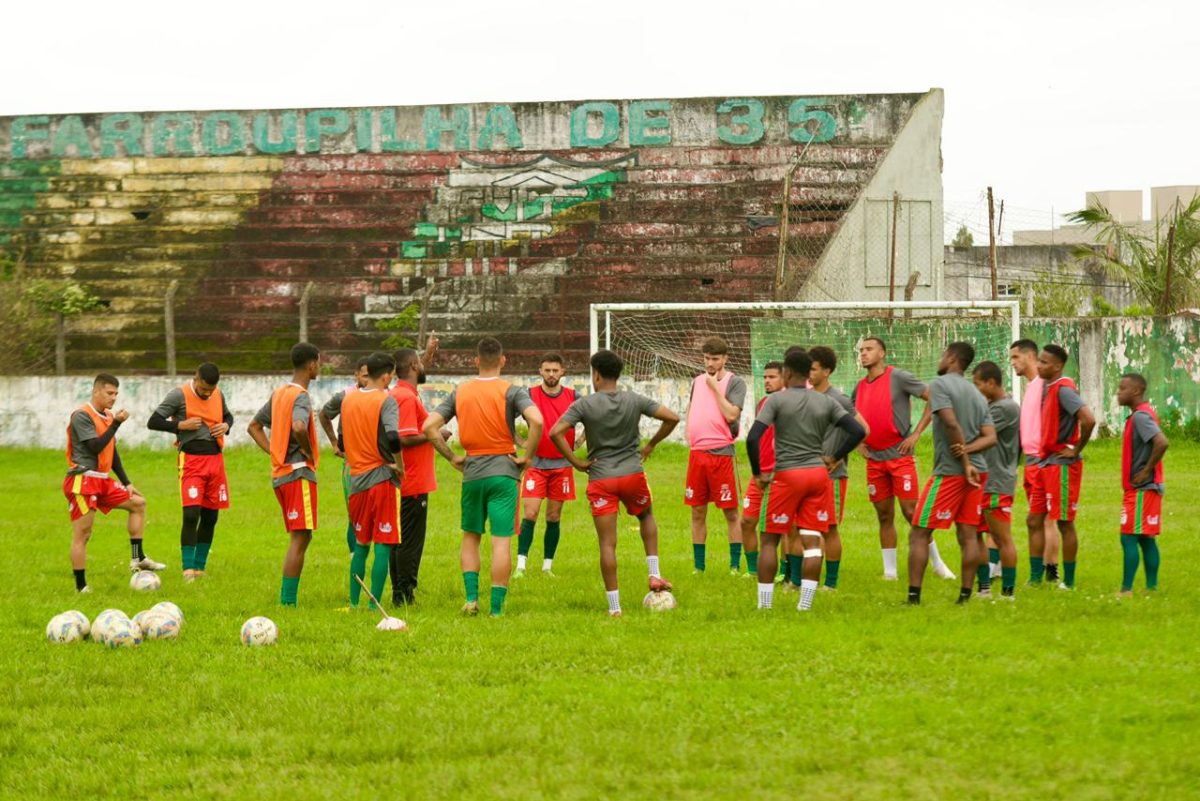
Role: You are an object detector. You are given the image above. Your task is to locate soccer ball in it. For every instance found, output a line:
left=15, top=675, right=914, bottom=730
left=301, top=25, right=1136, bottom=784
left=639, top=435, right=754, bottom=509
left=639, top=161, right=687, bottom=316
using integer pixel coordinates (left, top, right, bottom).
left=92, top=609, right=130, bottom=644
left=240, top=616, right=278, bottom=647
left=103, top=618, right=141, bottom=649
left=132, top=610, right=153, bottom=631
left=62, top=610, right=90, bottom=638
left=643, top=590, right=678, bottom=611
left=376, top=617, right=408, bottom=632
left=141, top=612, right=181, bottom=640
left=151, top=601, right=184, bottom=627
left=45, top=613, right=86, bottom=644
left=130, top=570, right=162, bottom=592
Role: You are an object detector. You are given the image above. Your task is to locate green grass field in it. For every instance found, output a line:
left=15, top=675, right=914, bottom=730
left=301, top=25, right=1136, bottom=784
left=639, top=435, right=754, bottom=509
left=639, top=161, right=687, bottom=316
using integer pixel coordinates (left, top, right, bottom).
left=3, top=440, right=1198, bottom=800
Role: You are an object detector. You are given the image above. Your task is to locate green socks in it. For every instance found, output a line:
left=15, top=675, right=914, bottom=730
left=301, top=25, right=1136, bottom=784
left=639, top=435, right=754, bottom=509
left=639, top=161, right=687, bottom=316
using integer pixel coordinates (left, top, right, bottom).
left=1029, top=556, right=1045, bottom=584
left=490, top=585, right=508, bottom=617
left=1120, top=534, right=1140, bottom=591
left=729, top=543, right=743, bottom=570
left=745, top=550, right=758, bottom=574
left=463, top=571, right=480, bottom=603
left=1121, top=535, right=1162, bottom=591
left=988, top=547, right=1001, bottom=564
left=280, top=576, right=300, bottom=606
left=976, top=563, right=991, bottom=591
left=693, top=544, right=706, bottom=571
left=824, top=559, right=840, bottom=588
left=1140, top=536, right=1160, bottom=589
left=517, top=519, right=535, bottom=557
left=1063, top=561, right=1077, bottom=588
left=194, top=542, right=212, bottom=571
left=1001, top=566, right=1017, bottom=593
left=544, top=521, right=561, bottom=560
left=349, top=543, right=369, bottom=605
left=181, top=545, right=196, bottom=571
left=371, top=543, right=391, bottom=609
left=787, top=554, right=802, bottom=586
left=345, top=523, right=355, bottom=554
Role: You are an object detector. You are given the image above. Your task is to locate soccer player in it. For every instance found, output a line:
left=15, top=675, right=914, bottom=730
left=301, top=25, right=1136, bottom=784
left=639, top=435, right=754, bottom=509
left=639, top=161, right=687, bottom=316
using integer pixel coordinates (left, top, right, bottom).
left=516, top=353, right=584, bottom=578
left=1009, top=338, right=1061, bottom=584
left=246, top=343, right=322, bottom=607
left=969, top=360, right=1021, bottom=598
left=342, top=351, right=404, bottom=609
left=853, top=337, right=956, bottom=581
left=148, top=362, right=232, bottom=581
left=740, top=361, right=784, bottom=581
left=65, top=374, right=162, bottom=592
left=548, top=349, right=680, bottom=617
left=387, top=345, right=446, bottom=606
left=747, top=348, right=867, bottom=613
left=684, top=336, right=747, bottom=574
left=1116, top=373, right=1169, bottom=596
left=808, top=346, right=869, bottom=591
left=424, top=337, right=544, bottom=617
left=1036, top=344, right=1096, bottom=590
left=319, top=355, right=372, bottom=553
left=906, top=342, right=996, bottom=605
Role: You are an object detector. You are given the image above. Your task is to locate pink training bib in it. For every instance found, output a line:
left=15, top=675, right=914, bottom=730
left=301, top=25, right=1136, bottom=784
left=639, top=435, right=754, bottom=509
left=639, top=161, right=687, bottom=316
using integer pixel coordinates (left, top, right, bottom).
left=687, top=372, right=736, bottom=451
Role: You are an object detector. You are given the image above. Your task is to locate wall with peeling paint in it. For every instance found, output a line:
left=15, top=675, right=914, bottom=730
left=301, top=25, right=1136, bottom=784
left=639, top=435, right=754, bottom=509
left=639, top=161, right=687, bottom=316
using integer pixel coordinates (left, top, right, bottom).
left=1, top=94, right=935, bottom=374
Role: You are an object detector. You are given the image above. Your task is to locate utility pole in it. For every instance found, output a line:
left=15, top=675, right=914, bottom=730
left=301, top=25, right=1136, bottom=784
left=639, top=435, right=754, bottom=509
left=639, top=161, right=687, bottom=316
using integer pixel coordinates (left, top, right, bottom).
left=888, top=191, right=900, bottom=318
left=1164, top=222, right=1176, bottom=315
left=987, top=187, right=999, bottom=314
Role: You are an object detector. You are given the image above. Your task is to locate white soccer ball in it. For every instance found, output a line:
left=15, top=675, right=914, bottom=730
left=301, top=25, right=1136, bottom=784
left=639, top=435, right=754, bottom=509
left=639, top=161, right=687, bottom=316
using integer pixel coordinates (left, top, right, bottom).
left=240, top=616, right=278, bottom=647
left=376, top=617, right=408, bottom=632
left=130, top=570, right=162, bottom=592
left=62, top=610, right=91, bottom=638
left=643, top=590, right=678, bottom=611
left=103, top=618, right=141, bottom=649
left=151, top=601, right=184, bottom=627
left=92, top=609, right=130, bottom=644
left=46, top=613, right=86, bottom=644
left=141, top=612, right=181, bottom=640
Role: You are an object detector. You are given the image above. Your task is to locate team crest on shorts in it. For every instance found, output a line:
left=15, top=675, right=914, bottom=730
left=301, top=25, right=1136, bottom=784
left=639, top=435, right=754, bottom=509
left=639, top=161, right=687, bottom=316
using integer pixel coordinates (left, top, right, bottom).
left=903, top=479, right=912, bottom=491
left=287, top=510, right=299, bottom=520
left=592, top=498, right=608, bottom=508
left=868, top=484, right=877, bottom=496
left=219, top=485, right=228, bottom=502
left=1121, top=510, right=1129, bottom=525
left=742, top=497, right=750, bottom=509
left=1148, top=515, right=1160, bottom=525
left=526, top=478, right=535, bottom=491
left=685, top=487, right=694, bottom=499
left=936, top=510, right=953, bottom=520
left=188, top=487, right=199, bottom=499
left=771, top=513, right=790, bottom=525
left=380, top=523, right=393, bottom=534
left=817, top=510, right=829, bottom=522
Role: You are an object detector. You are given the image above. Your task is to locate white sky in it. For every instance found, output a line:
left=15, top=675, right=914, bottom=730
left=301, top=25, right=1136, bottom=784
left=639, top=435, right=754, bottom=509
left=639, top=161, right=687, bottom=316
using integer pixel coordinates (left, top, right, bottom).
left=4, top=0, right=1196, bottom=240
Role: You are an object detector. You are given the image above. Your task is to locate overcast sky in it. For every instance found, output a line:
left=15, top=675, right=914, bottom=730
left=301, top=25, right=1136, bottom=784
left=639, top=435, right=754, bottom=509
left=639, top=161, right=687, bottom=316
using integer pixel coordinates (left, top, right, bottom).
left=4, top=1, right=1195, bottom=240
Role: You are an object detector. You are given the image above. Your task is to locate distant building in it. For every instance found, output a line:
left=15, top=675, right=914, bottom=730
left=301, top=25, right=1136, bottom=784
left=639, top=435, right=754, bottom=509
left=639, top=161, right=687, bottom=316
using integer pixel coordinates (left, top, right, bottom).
left=1014, top=186, right=1199, bottom=246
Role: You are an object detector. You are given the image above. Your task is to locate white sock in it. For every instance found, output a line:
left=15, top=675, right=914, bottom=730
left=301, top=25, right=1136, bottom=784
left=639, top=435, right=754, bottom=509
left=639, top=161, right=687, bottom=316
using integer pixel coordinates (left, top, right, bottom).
left=516, top=554, right=527, bottom=570
left=542, top=559, right=553, bottom=572
left=606, top=590, right=621, bottom=613
left=798, top=579, right=818, bottom=611
left=929, top=540, right=947, bottom=570
left=758, top=582, right=774, bottom=609
left=882, top=548, right=898, bottom=576
left=990, top=561, right=1001, bottom=578
left=646, top=555, right=660, bottom=577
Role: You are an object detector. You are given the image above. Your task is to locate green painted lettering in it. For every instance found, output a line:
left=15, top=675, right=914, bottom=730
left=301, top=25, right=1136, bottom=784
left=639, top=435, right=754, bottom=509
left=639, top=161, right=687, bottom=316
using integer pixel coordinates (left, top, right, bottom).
left=423, top=106, right=470, bottom=151
left=569, top=102, right=620, bottom=148
left=50, top=115, right=93, bottom=158
left=355, top=109, right=374, bottom=152
left=628, top=100, right=672, bottom=146
left=10, top=116, right=50, bottom=158
left=788, top=98, right=837, bottom=143
left=305, top=109, right=351, bottom=152
left=202, top=112, right=248, bottom=155
left=379, top=109, right=419, bottom=152
left=716, top=99, right=765, bottom=145
left=477, top=105, right=523, bottom=150
left=251, top=111, right=297, bottom=155
left=151, top=113, right=196, bottom=156
left=100, top=113, right=144, bottom=157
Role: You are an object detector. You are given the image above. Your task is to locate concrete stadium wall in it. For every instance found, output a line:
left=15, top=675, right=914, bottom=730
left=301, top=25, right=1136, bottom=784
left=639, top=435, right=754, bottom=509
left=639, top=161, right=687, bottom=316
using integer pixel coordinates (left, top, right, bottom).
left=0, top=93, right=932, bottom=374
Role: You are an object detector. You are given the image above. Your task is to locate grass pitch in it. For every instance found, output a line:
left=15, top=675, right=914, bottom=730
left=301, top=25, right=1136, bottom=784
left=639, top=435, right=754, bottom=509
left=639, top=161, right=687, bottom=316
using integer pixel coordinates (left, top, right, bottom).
left=3, top=440, right=1198, bottom=800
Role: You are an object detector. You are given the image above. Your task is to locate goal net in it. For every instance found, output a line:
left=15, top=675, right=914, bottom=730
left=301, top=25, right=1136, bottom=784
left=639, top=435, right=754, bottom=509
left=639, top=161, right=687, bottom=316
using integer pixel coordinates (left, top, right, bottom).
left=590, top=301, right=1022, bottom=403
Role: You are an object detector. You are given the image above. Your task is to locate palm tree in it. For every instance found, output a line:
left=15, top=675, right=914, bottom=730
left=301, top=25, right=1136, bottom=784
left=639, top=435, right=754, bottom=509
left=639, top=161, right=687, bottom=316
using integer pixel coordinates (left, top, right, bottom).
left=1066, top=194, right=1200, bottom=314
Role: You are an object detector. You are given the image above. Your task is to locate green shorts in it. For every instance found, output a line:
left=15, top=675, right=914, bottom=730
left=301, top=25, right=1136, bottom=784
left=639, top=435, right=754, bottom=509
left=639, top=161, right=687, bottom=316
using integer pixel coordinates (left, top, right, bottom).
left=461, top=475, right=518, bottom=537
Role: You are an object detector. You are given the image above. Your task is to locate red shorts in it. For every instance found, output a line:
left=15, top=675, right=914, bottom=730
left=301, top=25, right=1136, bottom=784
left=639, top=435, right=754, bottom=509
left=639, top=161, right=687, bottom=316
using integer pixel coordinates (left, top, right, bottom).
left=978, top=493, right=1014, bottom=534
left=274, top=478, right=318, bottom=532
left=348, top=481, right=401, bottom=545
left=824, top=477, right=849, bottom=525
left=1121, top=489, right=1162, bottom=536
left=866, top=455, right=920, bottom=503
left=685, top=450, right=738, bottom=509
left=741, top=482, right=765, bottom=521
left=523, top=466, right=576, bottom=502
left=914, top=474, right=984, bottom=530
left=765, top=467, right=831, bottom=534
left=64, top=473, right=130, bottom=522
left=1040, top=460, right=1083, bottom=522
left=178, top=452, right=230, bottom=509
left=1023, top=461, right=1047, bottom=515
left=587, top=472, right=653, bottom=518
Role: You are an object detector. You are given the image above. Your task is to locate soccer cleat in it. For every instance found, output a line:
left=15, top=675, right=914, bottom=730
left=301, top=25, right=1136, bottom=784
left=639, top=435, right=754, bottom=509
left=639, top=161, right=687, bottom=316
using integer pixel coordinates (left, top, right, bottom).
left=1057, top=582, right=1073, bottom=591
left=977, top=588, right=993, bottom=600
left=998, top=594, right=1016, bottom=602
left=77, top=585, right=92, bottom=594
left=729, top=568, right=741, bottom=577
left=933, top=564, right=957, bottom=581
left=781, top=582, right=800, bottom=593
left=192, top=570, right=206, bottom=579
left=773, top=573, right=786, bottom=584
left=741, top=572, right=755, bottom=580
left=461, top=601, right=480, bottom=616
left=1117, top=590, right=1133, bottom=599
left=182, top=570, right=197, bottom=583
left=541, top=569, right=557, bottom=579
left=648, top=575, right=673, bottom=593
left=819, top=585, right=837, bottom=593
left=512, top=568, right=526, bottom=580
left=882, top=572, right=899, bottom=581
left=608, top=609, right=623, bottom=618
left=130, top=556, right=166, bottom=572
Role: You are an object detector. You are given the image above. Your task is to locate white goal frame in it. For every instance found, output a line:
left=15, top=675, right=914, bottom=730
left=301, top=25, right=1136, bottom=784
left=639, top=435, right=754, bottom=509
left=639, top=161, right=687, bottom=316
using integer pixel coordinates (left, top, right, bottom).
left=589, top=300, right=1022, bottom=389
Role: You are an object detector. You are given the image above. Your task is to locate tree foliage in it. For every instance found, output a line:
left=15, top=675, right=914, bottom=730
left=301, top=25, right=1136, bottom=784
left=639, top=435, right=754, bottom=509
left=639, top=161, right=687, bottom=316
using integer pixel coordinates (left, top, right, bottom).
left=376, top=302, right=421, bottom=350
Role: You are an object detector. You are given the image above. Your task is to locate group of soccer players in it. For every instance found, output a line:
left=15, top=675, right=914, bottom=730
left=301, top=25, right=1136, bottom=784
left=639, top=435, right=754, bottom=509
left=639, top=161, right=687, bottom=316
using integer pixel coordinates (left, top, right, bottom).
left=62, top=332, right=1169, bottom=614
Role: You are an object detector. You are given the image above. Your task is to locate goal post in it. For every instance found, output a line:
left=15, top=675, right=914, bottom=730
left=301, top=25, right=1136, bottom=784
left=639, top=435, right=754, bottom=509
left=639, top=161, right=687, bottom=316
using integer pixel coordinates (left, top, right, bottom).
left=589, top=300, right=1022, bottom=398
